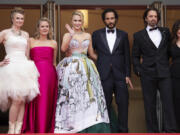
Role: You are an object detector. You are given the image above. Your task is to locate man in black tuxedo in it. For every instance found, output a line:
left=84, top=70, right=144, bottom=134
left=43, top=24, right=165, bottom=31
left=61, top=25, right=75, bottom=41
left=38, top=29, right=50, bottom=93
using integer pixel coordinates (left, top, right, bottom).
left=92, top=8, right=133, bottom=133
left=132, top=8, right=176, bottom=132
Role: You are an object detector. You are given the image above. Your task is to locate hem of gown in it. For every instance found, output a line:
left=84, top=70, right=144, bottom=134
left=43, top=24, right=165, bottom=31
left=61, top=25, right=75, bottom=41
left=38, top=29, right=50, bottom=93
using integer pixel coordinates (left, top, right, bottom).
left=78, top=122, right=110, bottom=133
left=0, top=88, right=40, bottom=112
left=54, top=118, right=109, bottom=133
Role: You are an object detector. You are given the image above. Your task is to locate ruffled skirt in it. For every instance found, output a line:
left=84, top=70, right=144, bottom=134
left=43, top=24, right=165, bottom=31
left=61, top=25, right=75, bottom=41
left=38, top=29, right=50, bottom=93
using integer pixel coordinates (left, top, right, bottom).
left=0, top=55, right=39, bottom=111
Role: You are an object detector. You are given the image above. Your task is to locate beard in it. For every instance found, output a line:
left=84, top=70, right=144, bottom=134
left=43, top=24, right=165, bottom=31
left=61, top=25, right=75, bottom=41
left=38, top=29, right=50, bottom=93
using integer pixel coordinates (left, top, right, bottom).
left=106, top=22, right=116, bottom=29
left=148, top=20, right=157, bottom=27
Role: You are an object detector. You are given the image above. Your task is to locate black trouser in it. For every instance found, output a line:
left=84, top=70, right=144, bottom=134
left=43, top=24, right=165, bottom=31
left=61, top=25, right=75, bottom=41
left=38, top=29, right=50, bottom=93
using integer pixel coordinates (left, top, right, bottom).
left=101, top=73, right=129, bottom=133
left=172, top=77, right=180, bottom=132
left=140, top=76, right=176, bottom=133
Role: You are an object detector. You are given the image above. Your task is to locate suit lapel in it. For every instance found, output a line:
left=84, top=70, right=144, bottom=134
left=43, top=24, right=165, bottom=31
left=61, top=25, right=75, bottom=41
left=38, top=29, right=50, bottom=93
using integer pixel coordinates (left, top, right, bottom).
left=112, top=29, right=122, bottom=53
left=142, top=29, right=157, bottom=50
left=100, top=28, right=111, bottom=53
left=157, top=27, right=166, bottom=50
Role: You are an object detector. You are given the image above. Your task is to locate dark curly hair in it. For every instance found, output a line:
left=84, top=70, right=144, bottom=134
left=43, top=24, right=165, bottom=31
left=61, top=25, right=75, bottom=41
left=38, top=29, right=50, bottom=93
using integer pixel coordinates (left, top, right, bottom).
left=171, top=20, right=180, bottom=45
left=143, top=7, right=161, bottom=25
left=101, top=8, right=118, bottom=22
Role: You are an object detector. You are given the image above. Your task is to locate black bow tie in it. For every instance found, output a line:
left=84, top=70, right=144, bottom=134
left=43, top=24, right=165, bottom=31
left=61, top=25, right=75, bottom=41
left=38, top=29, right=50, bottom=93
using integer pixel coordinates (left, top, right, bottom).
left=149, top=27, right=158, bottom=31
left=107, top=29, right=115, bottom=33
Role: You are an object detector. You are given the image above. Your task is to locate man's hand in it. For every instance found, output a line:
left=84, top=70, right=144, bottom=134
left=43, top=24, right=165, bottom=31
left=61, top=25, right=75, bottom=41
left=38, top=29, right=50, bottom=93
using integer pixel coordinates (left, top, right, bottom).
left=125, top=77, right=134, bottom=89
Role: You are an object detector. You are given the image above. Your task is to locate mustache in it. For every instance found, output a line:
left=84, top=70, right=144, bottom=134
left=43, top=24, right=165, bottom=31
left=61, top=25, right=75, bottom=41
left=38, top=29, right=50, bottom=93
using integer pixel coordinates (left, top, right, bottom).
left=106, top=23, right=115, bottom=28
left=151, top=19, right=157, bottom=22
left=108, top=23, right=115, bottom=26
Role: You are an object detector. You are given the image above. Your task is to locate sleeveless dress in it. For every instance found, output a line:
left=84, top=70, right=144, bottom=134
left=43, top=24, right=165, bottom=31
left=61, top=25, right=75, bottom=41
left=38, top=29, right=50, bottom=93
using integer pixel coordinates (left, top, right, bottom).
left=22, top=46, right=58, bottom=133
left=54, top=39, right=110, bottom=133
left=0, top=33, right=39, bottom=112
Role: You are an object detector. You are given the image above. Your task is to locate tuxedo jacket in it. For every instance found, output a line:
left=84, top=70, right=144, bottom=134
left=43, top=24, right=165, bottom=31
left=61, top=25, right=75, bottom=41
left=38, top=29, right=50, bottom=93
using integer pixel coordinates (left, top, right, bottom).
left=132, top=27, right=171, bottom=78
left=92, top=28, right=131, bottom=81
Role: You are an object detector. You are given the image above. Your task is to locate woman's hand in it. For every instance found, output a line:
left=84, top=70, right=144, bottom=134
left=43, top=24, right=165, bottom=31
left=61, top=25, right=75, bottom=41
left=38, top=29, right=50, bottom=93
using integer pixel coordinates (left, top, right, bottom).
left=0, top=58, right=10, bottom=66
left=65, top=24, right=74, bottom=37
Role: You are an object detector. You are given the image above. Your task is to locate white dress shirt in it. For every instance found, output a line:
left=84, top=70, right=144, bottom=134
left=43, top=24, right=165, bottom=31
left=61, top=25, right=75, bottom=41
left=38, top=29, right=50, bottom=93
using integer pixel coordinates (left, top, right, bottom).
left=146, top=25, right=162, bottom=48
left=106, top=27, right=116, bottom=53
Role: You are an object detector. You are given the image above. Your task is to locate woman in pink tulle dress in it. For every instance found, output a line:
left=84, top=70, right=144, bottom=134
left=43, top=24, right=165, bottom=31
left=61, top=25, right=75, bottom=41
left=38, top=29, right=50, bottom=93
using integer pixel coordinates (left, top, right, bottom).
left=22, top=17, right=58, bottom=133
left=0, top=7, right=39, bottom=134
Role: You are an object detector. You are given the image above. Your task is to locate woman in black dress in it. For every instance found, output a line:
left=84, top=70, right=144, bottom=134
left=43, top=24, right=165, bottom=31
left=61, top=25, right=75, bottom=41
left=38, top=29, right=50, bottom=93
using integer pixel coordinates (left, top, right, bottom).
left=170, top=20, right=180, bottom=132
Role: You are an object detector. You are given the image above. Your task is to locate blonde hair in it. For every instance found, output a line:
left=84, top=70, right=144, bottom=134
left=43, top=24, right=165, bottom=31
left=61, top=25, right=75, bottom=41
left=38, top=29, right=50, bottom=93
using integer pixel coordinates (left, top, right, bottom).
left=34, top=17, right=53, bottom=40
left=11, top=7, right=25, bottom=23
left=72, top=10, right=85, bottom=31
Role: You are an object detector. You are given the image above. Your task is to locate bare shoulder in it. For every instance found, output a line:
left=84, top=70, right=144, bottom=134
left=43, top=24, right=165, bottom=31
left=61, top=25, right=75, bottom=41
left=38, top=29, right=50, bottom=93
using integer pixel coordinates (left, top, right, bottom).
left=51, top=40, right=57, bottom=45
left=0, top=29, right=11, bottom=40
left=84, top=32, right=91, bottom=39
left=29, top=37, right=35, bottom=43
left=1, top=29, right=10, bottom=35
left=84, top=32, right=91, bottom=36
left=51, top=40, right=57, bottom=48
left=1, top=29, right=10, bottom=33
left=64, top=33, right=71, bottom=38
left=29, top=37, right=35, bottom=40
left=21, top=30, right=29, bottom=38
left=29, top=38, right=35, bottom=48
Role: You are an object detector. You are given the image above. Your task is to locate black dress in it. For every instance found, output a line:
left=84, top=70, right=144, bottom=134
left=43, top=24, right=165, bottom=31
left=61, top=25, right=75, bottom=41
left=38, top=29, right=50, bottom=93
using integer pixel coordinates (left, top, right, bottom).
left=170, top=44, right=180, bottom=132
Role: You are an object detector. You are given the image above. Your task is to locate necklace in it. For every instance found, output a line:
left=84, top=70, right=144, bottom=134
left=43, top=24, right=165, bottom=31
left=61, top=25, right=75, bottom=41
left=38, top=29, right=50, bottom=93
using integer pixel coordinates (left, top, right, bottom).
left=11, top=29, right=22, bottom=36
left=75, top=31, right=83, bottom=35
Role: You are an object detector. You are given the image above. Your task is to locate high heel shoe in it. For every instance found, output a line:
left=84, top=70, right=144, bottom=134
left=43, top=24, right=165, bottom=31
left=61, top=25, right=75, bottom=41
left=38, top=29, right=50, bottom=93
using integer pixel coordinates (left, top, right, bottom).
left=14, top=121, right=22, bottom=134
left=8, top=121, right=15, bottom=134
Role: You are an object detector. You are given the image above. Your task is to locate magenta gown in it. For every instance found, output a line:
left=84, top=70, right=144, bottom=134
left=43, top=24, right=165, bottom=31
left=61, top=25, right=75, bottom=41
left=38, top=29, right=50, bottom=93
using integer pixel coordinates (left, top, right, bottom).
left=22, top=46, right=58, bottom=133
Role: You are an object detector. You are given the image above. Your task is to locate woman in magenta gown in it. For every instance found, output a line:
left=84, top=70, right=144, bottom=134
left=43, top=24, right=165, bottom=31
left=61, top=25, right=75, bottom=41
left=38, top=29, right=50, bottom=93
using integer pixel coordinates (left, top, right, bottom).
left=22, top=17, right=58, bottom=133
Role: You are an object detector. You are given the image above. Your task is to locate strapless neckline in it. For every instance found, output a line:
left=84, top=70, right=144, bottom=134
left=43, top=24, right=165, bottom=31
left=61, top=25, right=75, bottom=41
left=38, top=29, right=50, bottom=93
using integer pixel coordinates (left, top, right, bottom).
left=9, top=34, right=26, bottom=40
left=71, top=39, right=90, bottom=44
left=31, top=46, right=54, bottom=50
left=5, top=35, right=27, bottom=43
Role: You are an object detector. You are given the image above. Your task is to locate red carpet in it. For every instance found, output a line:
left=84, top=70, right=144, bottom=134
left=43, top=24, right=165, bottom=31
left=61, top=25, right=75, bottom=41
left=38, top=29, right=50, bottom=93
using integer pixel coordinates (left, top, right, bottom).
left=0, top=133, right=180, bottom=135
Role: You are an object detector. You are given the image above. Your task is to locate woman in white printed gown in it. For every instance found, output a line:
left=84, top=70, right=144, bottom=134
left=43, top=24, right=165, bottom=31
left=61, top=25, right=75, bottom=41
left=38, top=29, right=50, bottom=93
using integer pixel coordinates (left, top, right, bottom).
left=54, top=10, right=110, bottom=133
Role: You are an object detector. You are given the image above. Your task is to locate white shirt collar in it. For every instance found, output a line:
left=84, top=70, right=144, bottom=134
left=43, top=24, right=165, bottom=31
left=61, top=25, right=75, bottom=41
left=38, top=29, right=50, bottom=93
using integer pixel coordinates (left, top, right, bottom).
left=146, top=25, right=158, bottom=32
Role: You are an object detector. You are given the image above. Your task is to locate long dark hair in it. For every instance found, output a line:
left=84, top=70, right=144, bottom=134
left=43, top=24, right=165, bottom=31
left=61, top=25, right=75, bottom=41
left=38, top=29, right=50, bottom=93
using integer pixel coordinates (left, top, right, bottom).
left=171, top=20, right=180, bottom=45
left=143, top=7, right=160, bottom=26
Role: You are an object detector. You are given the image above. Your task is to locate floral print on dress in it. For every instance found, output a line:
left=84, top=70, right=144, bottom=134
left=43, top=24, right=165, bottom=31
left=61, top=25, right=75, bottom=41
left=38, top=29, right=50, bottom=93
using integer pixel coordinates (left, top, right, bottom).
left=54, top=53, right=109, bottom=133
